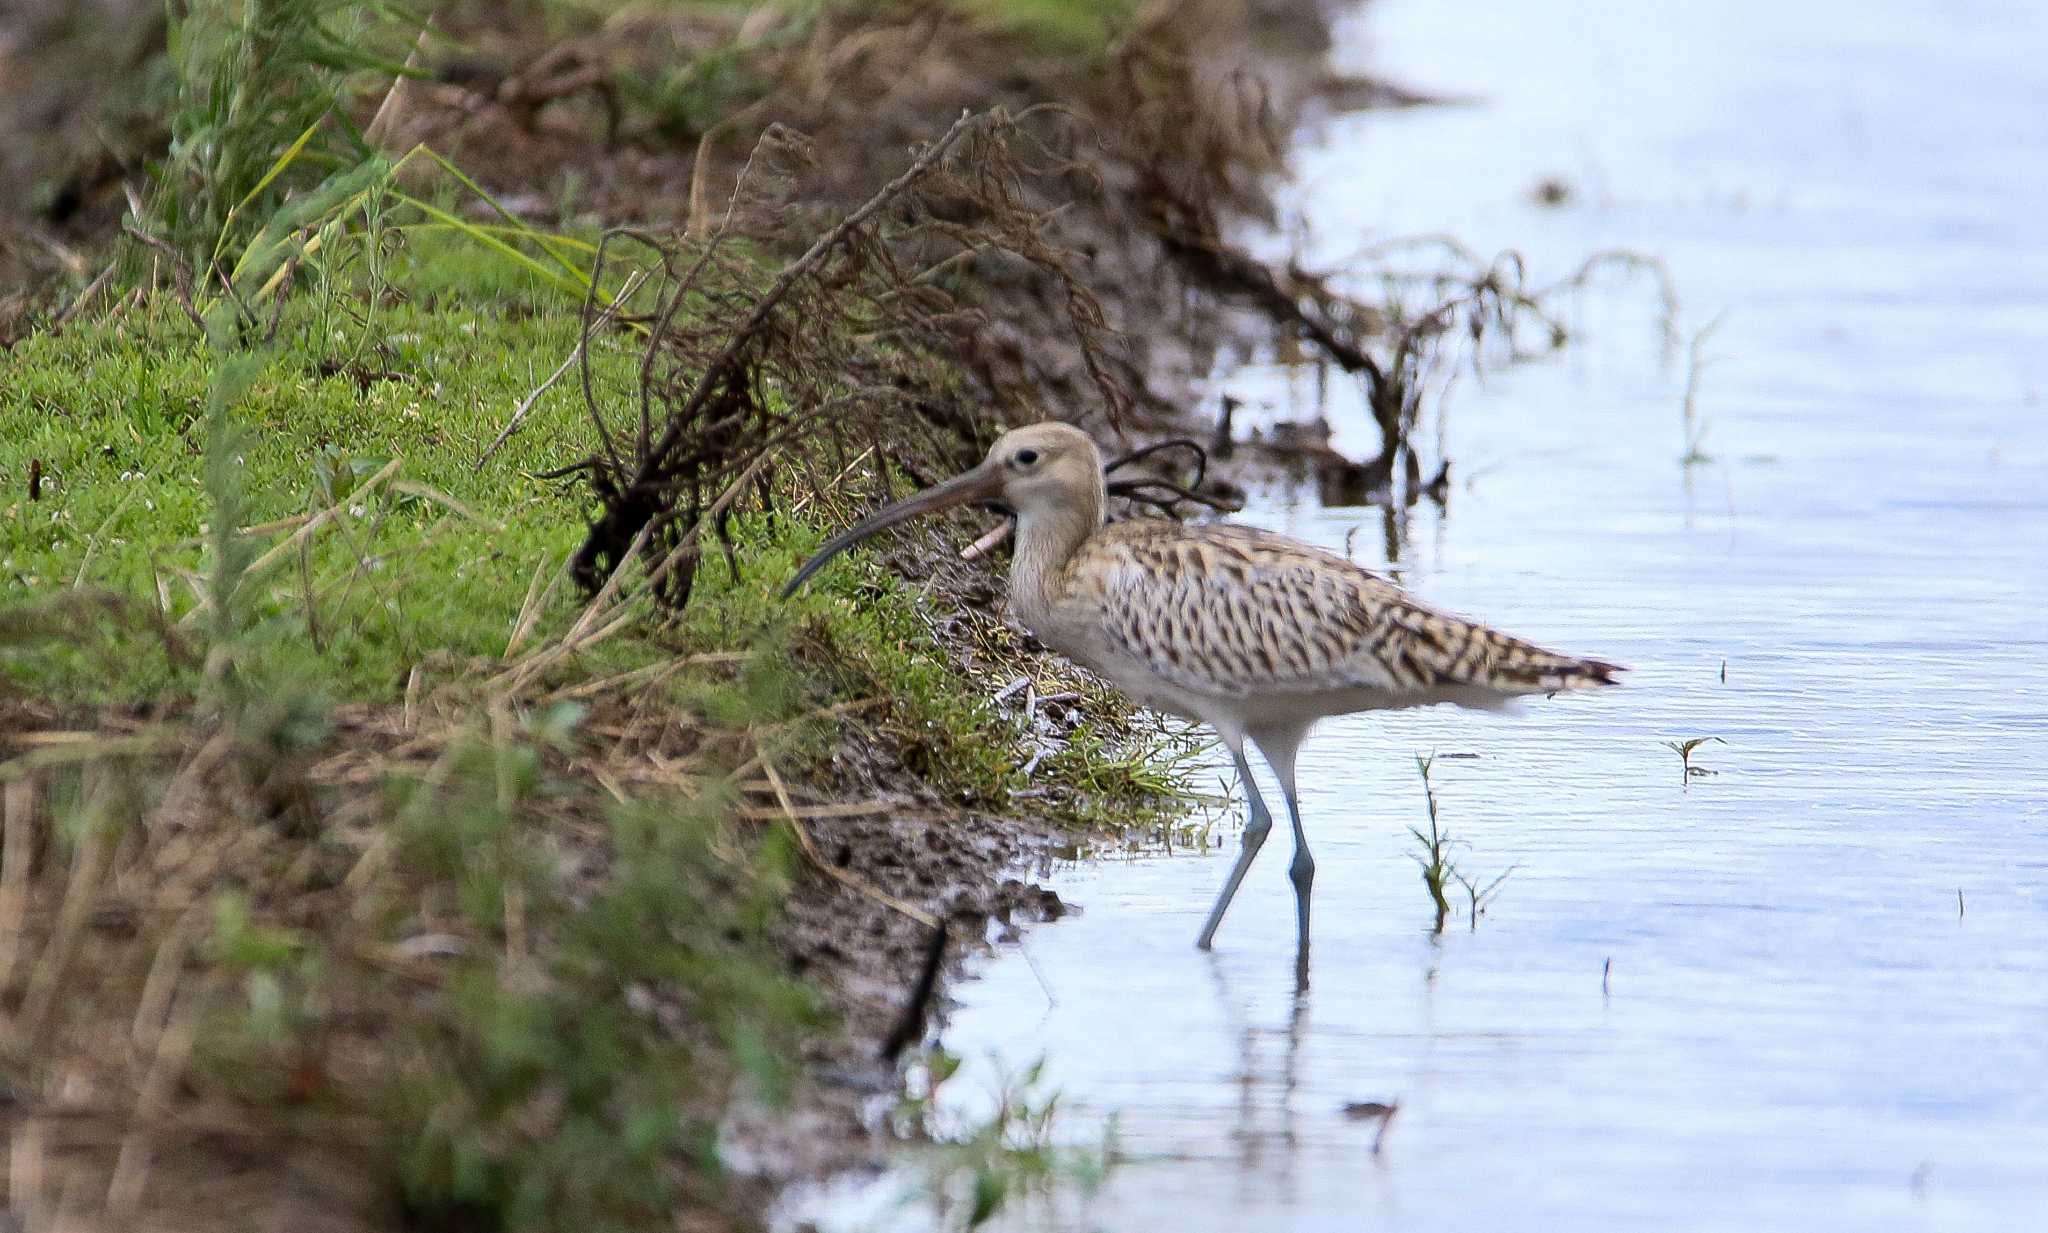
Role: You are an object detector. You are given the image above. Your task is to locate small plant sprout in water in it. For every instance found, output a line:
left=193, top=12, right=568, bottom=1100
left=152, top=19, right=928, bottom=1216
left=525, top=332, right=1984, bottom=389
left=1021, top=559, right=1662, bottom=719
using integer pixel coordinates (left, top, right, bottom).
left=1662, top=736, right=1728, bottom=782
left=1453, top=866, right=1518, bottom=931
left=1409, top=755, right=1515, bottom=934
left=1679, top=312, right=1727, bottom=466
left=1411, top=755, right=1453, bottom=931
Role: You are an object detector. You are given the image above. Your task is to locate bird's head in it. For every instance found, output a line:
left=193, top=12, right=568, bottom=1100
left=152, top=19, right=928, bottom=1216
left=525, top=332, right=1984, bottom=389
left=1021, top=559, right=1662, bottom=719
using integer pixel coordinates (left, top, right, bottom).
left=781, top=421, right=1103, bottom=597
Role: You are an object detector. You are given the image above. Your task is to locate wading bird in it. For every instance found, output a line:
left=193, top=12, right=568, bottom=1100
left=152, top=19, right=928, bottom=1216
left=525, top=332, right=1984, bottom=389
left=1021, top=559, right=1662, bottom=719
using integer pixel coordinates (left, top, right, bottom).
left=784, top=422, right=1620, bottom=959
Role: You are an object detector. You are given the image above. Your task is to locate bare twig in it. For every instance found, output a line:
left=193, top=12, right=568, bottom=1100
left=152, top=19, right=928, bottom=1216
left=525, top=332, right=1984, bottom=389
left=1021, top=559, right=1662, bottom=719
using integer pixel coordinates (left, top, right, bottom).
left=118, top=224, right=206, bottom=333
left=477, top=268, right=648, bottom=470
left=651, top=111, right=979, bottom=467
left=568, top=111, right=992, bottom=601
left=52, top=261, right=118, bottom=330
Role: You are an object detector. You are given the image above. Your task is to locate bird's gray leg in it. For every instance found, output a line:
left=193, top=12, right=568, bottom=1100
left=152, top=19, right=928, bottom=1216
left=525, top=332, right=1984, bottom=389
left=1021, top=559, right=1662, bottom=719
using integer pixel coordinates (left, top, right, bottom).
left=1281, top=781, right=1313, bottom=964
left=1249, top=724, right=1314, bottom=967
left=1195, top=747, right=1273, bottom=950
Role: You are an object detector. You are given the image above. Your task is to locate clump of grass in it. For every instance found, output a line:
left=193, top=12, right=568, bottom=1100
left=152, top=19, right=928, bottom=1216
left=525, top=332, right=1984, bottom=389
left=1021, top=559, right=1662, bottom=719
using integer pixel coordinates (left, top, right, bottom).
left=627, top=37, right=769, bottom=144
left=149, top=0, right=426, bottom=273
left=1409, top=754, right=1515, bottom=933
left=386, top=721, right=819, bottom=1231
left=893, top=1048, right=1117, bottom=1231
left=1662, top=735, right=1727, bottom=782
left=0, top=691, right=824, bottom=1231
left=2, top=370, right=825, bottom=1228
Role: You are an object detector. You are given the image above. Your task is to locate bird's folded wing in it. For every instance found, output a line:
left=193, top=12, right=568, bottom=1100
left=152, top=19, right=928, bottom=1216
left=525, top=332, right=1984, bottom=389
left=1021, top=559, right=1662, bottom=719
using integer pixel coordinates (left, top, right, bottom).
left=1085, top=522, right=1619, bottom=700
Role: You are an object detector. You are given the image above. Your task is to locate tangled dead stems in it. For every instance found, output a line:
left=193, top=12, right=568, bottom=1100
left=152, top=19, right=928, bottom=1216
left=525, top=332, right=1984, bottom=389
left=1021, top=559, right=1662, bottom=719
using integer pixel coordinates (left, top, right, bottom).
left=560, top=108, right=1137, bottom=610
left=1105, top=438, right=1239, bottom=518
left=1350, top=240, right=1679, bottom=496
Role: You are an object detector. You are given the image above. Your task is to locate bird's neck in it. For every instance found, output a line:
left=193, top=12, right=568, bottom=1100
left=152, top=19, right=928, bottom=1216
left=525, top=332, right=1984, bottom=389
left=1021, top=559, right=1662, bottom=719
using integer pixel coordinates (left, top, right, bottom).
left=1009, top=480, right=1103, bottom=620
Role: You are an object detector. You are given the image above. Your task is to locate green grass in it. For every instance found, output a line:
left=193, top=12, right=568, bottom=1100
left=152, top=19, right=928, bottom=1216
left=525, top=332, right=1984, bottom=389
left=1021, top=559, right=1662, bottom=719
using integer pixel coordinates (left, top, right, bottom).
left=1, top=293, right=619, bottom=700
left=1, top=235, right=1188, bottom=827
left=545, top=0, right=1134, bottom=54
left=893, top=1048, right=1117, bottom=1229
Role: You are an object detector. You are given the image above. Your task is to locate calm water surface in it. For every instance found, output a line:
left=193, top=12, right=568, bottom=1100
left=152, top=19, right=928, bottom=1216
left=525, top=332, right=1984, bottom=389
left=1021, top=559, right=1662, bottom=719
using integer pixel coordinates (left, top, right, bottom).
left=790, top=0, right=2048, bottom=1228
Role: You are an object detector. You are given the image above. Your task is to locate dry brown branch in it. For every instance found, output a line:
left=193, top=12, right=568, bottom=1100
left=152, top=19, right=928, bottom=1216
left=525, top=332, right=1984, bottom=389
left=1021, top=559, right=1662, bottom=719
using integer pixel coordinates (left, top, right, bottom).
left=0, top=779, right=38, bottom=1000
left=566, top=111, right=981, bottom=597
left=52, top=261, right=117, bottom=330
left=118, top=223, right=206, bottom=334
left=106, top=973, right=217, bottom=1219
left=16, top=798, right=112, bottom=1051
left=0, top=731, right=180, bottom=784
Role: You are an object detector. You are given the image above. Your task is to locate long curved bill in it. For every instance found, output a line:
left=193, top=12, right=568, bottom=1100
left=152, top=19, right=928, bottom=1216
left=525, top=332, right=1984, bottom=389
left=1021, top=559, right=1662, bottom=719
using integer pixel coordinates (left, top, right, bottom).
left=781, top=463, right=1002, bottom=598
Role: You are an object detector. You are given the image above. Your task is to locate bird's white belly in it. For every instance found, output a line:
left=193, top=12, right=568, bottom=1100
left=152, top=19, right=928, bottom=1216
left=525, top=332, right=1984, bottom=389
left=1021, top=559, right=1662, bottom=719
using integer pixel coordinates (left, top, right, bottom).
left=1014, top=606, right=1202, bottom=720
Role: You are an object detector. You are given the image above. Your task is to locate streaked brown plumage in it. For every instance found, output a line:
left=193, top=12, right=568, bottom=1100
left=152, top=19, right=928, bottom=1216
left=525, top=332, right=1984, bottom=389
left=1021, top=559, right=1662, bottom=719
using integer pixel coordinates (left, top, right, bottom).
left=1051, top=520, right=1616, bottom=703
left=786, top=422, right=1622, bottom=959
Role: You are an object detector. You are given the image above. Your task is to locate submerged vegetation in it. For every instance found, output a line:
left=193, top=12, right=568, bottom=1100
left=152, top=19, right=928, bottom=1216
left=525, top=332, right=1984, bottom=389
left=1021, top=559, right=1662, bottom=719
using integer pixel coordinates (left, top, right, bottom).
left=1408, top=755, right=1514, bottom=934
left=893, top=1048, right=1118, bottom=1230
left=1679, top=313, right=1726, bottom=466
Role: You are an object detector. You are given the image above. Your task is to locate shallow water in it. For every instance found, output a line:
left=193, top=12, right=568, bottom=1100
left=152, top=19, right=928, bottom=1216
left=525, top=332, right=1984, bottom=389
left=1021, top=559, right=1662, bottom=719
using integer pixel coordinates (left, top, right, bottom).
left=788, top=1, right=2048, bottom=1229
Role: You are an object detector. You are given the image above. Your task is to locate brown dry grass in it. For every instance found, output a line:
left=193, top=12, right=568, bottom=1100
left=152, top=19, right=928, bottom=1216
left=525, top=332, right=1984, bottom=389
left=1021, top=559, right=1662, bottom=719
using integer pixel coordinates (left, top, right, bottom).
left=0, top=658, right=899, bottom=1231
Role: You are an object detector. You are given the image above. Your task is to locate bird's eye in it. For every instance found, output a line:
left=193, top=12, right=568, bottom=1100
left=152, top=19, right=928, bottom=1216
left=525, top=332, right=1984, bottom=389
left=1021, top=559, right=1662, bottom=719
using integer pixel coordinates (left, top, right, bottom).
left=1013, top=448, right=1040, bottom=468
